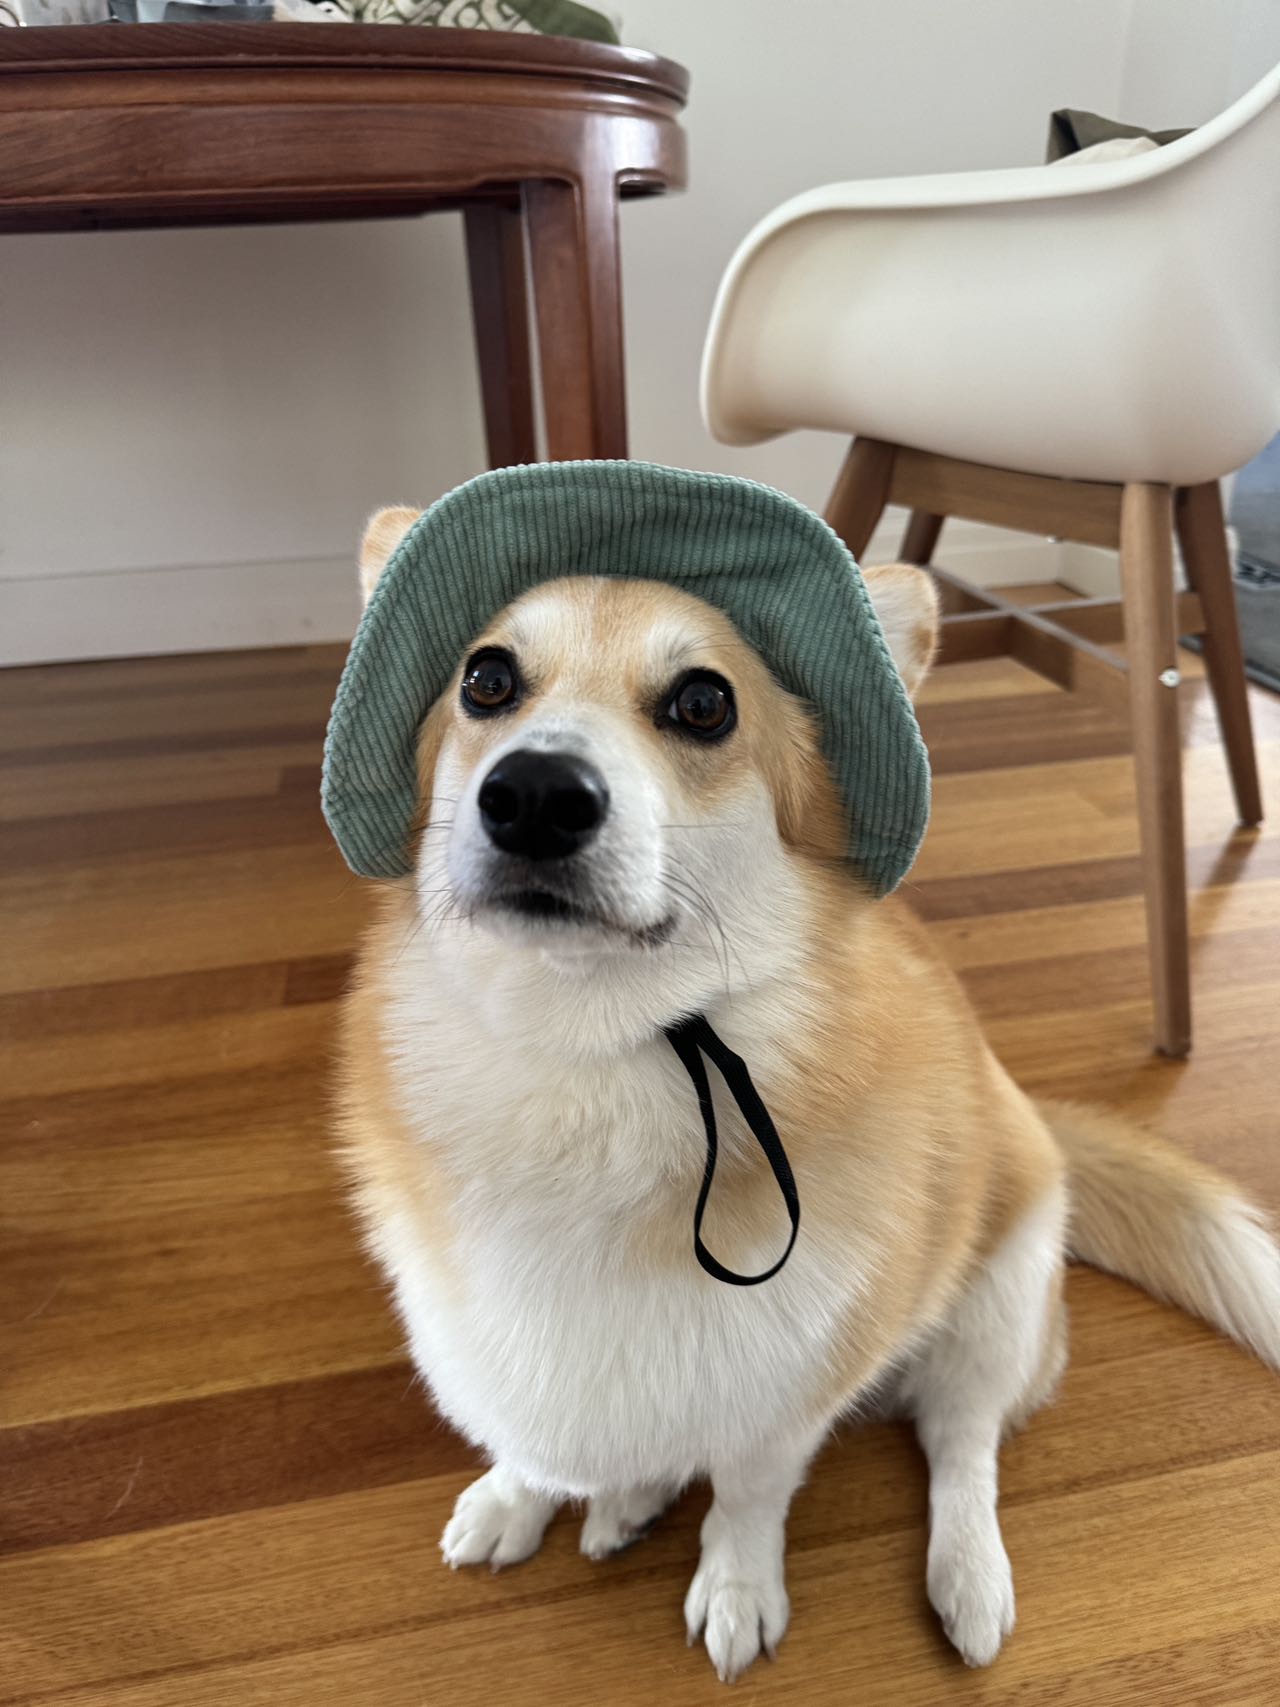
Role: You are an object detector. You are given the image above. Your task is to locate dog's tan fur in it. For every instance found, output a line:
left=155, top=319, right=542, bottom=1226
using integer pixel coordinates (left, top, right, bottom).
left=337, top=507, right=1280, bottom=1679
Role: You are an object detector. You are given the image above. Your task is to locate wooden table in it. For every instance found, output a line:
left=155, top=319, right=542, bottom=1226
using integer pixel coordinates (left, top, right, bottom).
left=0, top=24, right=689, bottom=462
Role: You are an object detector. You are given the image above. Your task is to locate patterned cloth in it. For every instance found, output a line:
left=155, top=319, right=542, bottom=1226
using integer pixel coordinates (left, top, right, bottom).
left=322, top=0, right=619, bottom=39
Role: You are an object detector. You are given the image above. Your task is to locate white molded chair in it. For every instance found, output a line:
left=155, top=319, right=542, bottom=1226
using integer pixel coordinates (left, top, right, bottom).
left=700, top=62, right=1280, bottom=1058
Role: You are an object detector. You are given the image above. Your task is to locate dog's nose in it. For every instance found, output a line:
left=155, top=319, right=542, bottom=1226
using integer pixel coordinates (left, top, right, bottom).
left=477, top=750, right=609, bottom=861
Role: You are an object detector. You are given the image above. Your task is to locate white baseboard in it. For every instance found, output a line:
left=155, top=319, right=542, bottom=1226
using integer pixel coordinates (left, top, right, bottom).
left=3, top=514, right=1070, bottom=668
left=1, top=556, right=363, bottom=668
left=1055, top=541, right=1122, bottom=599
left=1057, top=535, right=1200, bottom=599
left=865, top=509, right=1063, bottom=586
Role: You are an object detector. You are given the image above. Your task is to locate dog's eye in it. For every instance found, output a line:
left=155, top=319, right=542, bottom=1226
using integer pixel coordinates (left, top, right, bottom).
left=462, top=648, right=519, bottom=715
left=663, top=672, right=736, bottom=740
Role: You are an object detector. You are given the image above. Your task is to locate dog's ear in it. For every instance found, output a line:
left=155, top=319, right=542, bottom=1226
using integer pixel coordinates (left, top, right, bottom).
left=764, top=695, right=849, bottom=863
left=862, top=564, right=939, bottom=698
left=359, top=506, right=421, bottom=607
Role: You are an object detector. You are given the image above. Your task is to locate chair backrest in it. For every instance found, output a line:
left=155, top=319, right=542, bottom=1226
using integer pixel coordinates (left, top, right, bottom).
left=1125, top=59, right=1280, bottom=478
left=701, top=61, right=1280, bottom=486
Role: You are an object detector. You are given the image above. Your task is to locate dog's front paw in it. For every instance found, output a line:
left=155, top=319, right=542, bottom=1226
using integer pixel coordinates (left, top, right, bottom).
left=580, top=1483, right=677, bottom=1559
left=927, top=1513, right=1016, bottom=1667
left=684, top=1544, right=789, bottom=1683
left=440, top=1467, right=557, bottom=1572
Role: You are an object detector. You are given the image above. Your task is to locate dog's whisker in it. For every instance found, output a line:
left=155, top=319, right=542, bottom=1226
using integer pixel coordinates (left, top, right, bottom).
left=391, top=911, right=431, bottom=966
left=390, top=878, right=478, bottom=961
left=669, top=632, right=724, bottom=665
left=659, top=872, right=736, bottom=997
left=658, top=819, right=751, bottom=832
left=671, top=869, right=750, bottom=997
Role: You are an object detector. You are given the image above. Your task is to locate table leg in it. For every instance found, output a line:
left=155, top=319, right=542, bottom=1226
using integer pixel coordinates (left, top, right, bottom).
left=464, top=202, right=538, bottom=469
left=523, top=172, right=627, bottom=460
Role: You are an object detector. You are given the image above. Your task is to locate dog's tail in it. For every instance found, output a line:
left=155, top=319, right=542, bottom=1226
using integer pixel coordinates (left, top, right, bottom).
left=1040, top=1099, right=1280, bottom=1369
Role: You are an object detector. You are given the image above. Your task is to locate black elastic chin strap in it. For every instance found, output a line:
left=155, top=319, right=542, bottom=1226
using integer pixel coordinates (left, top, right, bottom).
left=664, top=1013, right=801, bottom=1286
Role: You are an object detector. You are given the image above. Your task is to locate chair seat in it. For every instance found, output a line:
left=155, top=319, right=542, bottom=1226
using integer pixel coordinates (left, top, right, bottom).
left=701, top=63, right=1280, bottom=488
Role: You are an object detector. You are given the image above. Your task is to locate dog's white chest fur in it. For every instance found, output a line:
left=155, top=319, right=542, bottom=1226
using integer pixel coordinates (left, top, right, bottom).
left=374, top=940, right=850, bottom=1498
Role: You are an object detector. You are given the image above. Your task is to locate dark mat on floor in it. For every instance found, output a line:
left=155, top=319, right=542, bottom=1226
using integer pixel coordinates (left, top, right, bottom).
left=1183, top=436, right=1280, bottom=693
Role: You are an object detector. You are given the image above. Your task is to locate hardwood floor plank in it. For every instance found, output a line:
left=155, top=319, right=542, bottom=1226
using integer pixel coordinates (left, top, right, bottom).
left=2, top=1062, right=399, bottom=1425
left=0, top=843, right=371, bottom=996
left=0, top=1363, right=471, bottom=1557
left=2, top=634, right=1276, bottom=1705
left=911, top=833, right=1280, bottom=920
left=5, top=1449, right=1278, bottom=1707
left=0, top=791, right=331, bottom=875
left=945, top=905, right=1280, bottom=991
left=1, top=1000, right=340, bottom=1097
left=0, top=755, right=298, bottom=823
left=0, top=671, right=339, bottom=755
left=0, top=646, right=344, bottom=708
left=0, top=955, right=345, bottom=1043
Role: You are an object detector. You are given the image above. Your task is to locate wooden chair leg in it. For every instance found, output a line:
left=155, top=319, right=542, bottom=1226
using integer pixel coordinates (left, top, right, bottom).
left=464, top=202, right=538, bottom=469
left=824, top=438, right=895, bottom=559
left=523, top=173, right=627, bottom=461
left=1174, top=481, right=1264, bottom=826
left=900, top=509, right=944, bottom=565
left=1120, top=483, right=1191, bottom=1057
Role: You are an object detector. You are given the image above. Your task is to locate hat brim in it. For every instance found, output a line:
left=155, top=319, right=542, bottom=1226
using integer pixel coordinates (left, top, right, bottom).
left=322, top=460, right=929, bottom=896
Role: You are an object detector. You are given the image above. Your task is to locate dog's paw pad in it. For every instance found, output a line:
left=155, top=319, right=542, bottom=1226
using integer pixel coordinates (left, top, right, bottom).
left=684, top=1555, right=789, bottom=1682
left=928, top=1522, right=1016, bottom=1667
left=580, top=1484, right=676, bottom=1560
left=440, top=1470, right=555, bottom=1571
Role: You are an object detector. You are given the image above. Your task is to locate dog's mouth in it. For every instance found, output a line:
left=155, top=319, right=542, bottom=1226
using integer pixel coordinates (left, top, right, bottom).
left=505, top=888, right=591, bottom=925
left=489, top=886, right=676, bottom=948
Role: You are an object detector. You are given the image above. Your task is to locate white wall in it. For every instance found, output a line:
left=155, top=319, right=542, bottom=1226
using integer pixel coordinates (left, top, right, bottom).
left=619, top=0, right=1129, bottom=501
left=2, top=0, right=1272, bottom=663
left=1118, top=0, right=1280, bottom=124
left=3, top=217, right=484, bottom=660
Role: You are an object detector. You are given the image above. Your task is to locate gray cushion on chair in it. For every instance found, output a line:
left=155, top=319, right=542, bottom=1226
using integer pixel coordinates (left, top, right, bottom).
left=1046, top=108, right=1192, bottom=162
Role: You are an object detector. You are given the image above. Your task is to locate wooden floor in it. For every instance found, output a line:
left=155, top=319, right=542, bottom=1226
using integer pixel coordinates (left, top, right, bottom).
left=4, top=601, right=1280, bottom=1706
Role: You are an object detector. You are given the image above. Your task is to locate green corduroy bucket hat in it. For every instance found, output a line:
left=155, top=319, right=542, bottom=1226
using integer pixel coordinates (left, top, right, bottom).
left=322, top=459, right=930, bottom=896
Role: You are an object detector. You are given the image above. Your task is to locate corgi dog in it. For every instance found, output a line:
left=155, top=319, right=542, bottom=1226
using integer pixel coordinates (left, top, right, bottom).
left=337, top=505, right=1280, bottom=1682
